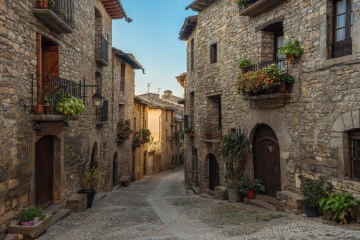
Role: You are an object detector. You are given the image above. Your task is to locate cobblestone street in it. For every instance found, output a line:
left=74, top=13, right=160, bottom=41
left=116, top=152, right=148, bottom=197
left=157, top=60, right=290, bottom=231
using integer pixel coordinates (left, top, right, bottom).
left=38, top=167, right=360, bottom=240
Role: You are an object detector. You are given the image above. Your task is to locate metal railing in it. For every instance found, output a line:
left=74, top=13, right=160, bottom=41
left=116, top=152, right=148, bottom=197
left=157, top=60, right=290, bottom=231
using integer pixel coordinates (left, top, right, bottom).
left=95, top=34, right=109, bottom=64
left=30, top=74, right=81, bottom=114
left=36, top=0, right=75, bottom=28
left=238, top=0, right=259, bottom=12
left=331, top=38, right=352, bottom=59
left=243, top=58, right=286, bottom=73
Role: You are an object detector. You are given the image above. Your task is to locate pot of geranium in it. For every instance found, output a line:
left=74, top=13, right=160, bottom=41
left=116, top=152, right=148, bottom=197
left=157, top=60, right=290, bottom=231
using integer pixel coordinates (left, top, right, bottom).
left=185, top=126, right=195, bottom=135
left=81, top=165, right=104, bottom=208
left=318, top=190, right=360, bottom=224
left=117, top=120, right=132, bottom=142
left=220, top=127, right=251, bottom=202
left=238, top=58, right=252, bottom=73
left=298, top=174, right=327, bottom=217
left=235, top=176, right=250, bottom=202
left=141, top=129, right=151, bottom=143
left=278, top=40, right=304, bottom=64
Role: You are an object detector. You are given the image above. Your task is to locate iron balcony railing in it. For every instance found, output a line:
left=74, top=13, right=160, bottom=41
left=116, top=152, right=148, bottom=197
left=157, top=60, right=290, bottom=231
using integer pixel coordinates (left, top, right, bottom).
left=36, top=0, right=75, bottom=28
left=30, top=74, right=82, bottom=114
left=95, top=34, right=109, bottom=66
left=243, top=58, right=286, bottom=73
left=331, top=38, right=352, bottom=59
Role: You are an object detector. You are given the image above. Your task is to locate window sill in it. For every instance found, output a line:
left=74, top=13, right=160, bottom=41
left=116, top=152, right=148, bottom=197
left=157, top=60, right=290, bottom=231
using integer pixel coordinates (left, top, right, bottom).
left=323, top=54, right=356, bottom=68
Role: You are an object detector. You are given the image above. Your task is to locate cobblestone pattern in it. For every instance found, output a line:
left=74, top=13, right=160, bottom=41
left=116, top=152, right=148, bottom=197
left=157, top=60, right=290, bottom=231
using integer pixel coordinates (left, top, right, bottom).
left=38, top=168, right=360, bottom=240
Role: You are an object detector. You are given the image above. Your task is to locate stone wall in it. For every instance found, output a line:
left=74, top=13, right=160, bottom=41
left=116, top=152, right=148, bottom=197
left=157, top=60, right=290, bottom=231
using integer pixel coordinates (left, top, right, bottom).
left=0, top=0, right=136, bottom=230
left=182, top=0, right=360, bottom=196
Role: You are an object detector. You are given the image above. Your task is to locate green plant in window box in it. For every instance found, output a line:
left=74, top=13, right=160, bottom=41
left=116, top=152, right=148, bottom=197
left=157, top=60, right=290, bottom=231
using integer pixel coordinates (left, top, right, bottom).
left=278, top=40, right=304, bottom=63
left=238, top=58, right=252, bottom=69
left=117, top=121, right=132, bottom=141
left=56, top=94, right=86, bottom=116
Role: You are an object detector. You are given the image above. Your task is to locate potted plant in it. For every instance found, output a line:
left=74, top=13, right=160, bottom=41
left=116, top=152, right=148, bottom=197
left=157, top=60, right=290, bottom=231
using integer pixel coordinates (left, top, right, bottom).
left=278, top=40, right=304, bottom=63
left=19, top=207, right=43, bottom=226
left=220, top=127, right=251, bottom=202
left=235, top=176, right=250, bottom=202
left=298, top=174, right=327, bottom=217
left=141, top=129, right=151, bottom=143
left=238, top=58, right=252, bottom=72
left=185, top=126, right=195, bottom=135
left=117, top=121, right=132, bottom=142
left=318, top=190, right=360, bottom=224
left=247, top=178, right=265, bottom=199
left=204, top=127, right=213, bottom=139
left=132, top=133, right=141, bottom=148
left=56, top=94, right=86, bottom=116
left=81, top=165, right=104, bottom=208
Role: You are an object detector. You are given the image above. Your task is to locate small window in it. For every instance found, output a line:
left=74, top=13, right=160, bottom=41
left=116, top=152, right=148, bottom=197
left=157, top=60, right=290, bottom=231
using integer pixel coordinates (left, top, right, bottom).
left=120, top=64, right=125, bottom=93
left=210, top=43, right=217, bottom=64
left=331, top=0, right=353, bottom=58
left=190, top=38, right=195, bottom=71
left=349, top=130, right=360, bottom=180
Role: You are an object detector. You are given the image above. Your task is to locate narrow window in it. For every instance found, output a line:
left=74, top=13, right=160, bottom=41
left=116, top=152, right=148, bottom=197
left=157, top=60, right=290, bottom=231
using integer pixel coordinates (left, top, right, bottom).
left=120, top=63, right=125, bottom=93
left=332, top=0, right=353, bottom=58
left=349, top=130, right=360, bottom=180
left=190, top=38, right=194, bottom=71
left=210, top=43, right=217, bottom=64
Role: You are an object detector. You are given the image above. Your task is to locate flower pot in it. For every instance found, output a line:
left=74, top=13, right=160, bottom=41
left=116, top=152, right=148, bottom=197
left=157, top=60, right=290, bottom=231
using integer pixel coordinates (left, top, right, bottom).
left=304, top=205, right=321, bottom=217
left=79, top=190, right=96, bottom=208
left=228, top=188, right=241, bottom=203
left=20, top=221, right=33, bottom=226
left=286, top=54, right=296, bottom=64
left=34, top=105, right=44, bottom=114
left=39, top=0, right=49, bottom=8
left=246, top=189, right=255, bottom=199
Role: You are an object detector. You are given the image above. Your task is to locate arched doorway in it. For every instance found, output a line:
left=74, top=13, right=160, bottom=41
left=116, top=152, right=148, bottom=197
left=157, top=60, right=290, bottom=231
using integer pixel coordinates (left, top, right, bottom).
left=208, top=154, right=219, bottom=190
left=112, top=152, right=118, bottom=187
left=90, top=143, right=98, bottom=168
left=35, top=136, right=54, bottom=208
left=253, top=124, right=281, bottom=197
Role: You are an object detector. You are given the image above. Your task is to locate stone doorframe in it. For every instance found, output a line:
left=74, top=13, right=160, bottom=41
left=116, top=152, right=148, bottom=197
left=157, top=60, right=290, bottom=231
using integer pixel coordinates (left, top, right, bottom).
left=31, top=132, right=64, bottom=205
left=242, top=109, right=293, bottom=191
left=330, top=110, right=360, bottom=179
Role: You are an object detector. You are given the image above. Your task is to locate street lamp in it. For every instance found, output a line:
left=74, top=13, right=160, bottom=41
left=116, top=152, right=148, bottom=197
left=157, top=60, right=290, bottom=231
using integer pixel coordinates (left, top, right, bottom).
left=91, top=89, right=104, bottom=108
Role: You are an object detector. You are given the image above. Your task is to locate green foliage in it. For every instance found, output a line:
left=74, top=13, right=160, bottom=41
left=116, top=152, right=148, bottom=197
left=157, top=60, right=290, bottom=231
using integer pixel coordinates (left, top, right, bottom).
left=318, top=190, right=360, bottom=224
left=278, top=40, right=304, bottom=57
left=238, top=58, right=252, bottom=68
left=82, top=165, right=104, bottom=190
left=132, top=134, right=141, bottom=148
left=220, top=128, right=251, bottom=188
left=252, top=178, right=265, bottom=193
left=184, top=126, right=194, bottom=133
left=19, top=207, right=44, bottom=222
left=235, top=0, right=248, bottom=7
left=235, top=176, right=250, bottom=194
left=141, top=128, right=151, bottom=136
left=56, top=94, right=86, bottom=116
left=298, top=174, right=328, bottom=207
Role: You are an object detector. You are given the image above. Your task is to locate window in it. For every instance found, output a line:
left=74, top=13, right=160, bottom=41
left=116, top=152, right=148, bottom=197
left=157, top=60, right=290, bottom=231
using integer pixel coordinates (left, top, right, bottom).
left=349, top=130, right=360, bottom=180
left=120, top=64, right=125, bottom=93
left=190, top=38, right=194, bottom=71
left=210, top=43, right=217, bottom=64
left=332, top=0, right=353, bottom=58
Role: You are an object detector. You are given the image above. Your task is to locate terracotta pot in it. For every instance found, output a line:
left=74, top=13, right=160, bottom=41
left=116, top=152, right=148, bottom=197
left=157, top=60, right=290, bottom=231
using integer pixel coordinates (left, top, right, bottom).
left=246, top=189, right=255, bottom=199
left=39, top=0, right=49, bottom=8
left=34, top=105, right=44, bottom=114
left=286, top=54, right=296, bottom=64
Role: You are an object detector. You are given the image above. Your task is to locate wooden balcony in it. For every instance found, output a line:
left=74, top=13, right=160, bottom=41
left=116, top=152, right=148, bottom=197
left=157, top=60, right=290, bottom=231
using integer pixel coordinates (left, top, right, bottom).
left=238, top=0, right=282, bottom=16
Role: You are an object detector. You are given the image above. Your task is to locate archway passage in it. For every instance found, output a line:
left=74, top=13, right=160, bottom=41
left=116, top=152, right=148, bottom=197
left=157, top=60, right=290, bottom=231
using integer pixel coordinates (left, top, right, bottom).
left=253, top=124, right=281, bottom=197
left=208, top=154, right=219, bottom=191
left=35, top=135, right=54, bottom=208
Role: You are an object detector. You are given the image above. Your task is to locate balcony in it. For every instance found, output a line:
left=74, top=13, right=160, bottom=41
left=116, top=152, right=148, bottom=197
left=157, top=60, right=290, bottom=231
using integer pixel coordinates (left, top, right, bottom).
left=33, top=0, right=74, bottom=33
left=30, top=74, right=82, bottom=121
left=238, top=0, right=282, bottom=16
left=95, top=35, right=109, bottom=66
left=243, top=58, right=286, bottom=73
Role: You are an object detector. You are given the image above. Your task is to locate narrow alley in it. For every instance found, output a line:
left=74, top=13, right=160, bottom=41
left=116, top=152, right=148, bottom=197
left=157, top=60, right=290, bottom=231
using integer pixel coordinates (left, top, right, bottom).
left=38, top=167, right=360, bottom=240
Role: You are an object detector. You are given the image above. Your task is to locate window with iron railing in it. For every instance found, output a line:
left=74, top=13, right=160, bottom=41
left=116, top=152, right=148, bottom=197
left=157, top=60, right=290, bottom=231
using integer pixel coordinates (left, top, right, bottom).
left=95, top=34, right=109, bottom=65
left=96, top=100, right=108, bottom=125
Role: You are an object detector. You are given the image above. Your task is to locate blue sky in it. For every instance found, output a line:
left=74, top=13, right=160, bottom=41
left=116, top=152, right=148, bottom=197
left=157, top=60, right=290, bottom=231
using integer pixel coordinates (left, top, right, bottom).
left=112, top=0, right=196, bottom=98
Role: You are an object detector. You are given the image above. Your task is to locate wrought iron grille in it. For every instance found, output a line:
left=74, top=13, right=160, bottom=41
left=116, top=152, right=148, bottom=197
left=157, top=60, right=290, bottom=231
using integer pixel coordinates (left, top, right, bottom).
left=95, top=34, right=109, bottom=64
left=96, top=100, right=108, bottom=124
left=30, top=74, right=82, bottom=114
left=37, top=0, right=75, bottom=28
left=243, top=58, right=286, bottom=73
left=238, top=0, right=259, bottom=12
left=331, top=38, right=352, bottom=58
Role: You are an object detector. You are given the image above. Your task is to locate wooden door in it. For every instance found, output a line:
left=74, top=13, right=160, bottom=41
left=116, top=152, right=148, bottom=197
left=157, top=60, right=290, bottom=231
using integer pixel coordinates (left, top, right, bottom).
left=208, top=154, right=219, bottom=190
left=253, top=124, right=281, bottom=197
left=35, top=136, right=54, bottom=208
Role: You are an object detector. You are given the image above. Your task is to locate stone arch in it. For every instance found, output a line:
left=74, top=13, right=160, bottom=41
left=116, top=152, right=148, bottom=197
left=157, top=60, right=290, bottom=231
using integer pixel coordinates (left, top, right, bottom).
left=330, top=110, right=360, bottom=179
left=241, top=109, right=292, bottom=190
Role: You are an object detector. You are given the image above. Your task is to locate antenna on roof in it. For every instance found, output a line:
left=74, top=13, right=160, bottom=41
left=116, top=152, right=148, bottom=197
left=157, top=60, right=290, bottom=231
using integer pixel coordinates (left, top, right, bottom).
left=158, top=88, right=161, bottom=95
left=147, top=83, right=151, bottom=100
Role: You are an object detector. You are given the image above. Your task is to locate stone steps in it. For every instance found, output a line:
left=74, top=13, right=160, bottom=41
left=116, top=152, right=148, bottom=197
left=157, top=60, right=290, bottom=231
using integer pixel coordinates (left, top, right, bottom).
left=51, top=209, right=71, bottom=226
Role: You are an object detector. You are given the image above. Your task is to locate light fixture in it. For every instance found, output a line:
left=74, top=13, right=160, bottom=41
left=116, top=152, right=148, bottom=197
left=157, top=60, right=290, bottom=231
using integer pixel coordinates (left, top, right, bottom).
left=34, top=122, right=43, bottom=131
left=91, top=89, right=104, bottom=108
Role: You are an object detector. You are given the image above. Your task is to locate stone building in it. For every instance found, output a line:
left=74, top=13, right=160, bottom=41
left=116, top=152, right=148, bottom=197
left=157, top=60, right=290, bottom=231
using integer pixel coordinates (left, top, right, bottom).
left=180, top=0, right=360, bottom=212
left=0, top=0, right=143, bottom=230
left=136, top=92, right=184, bottom=174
